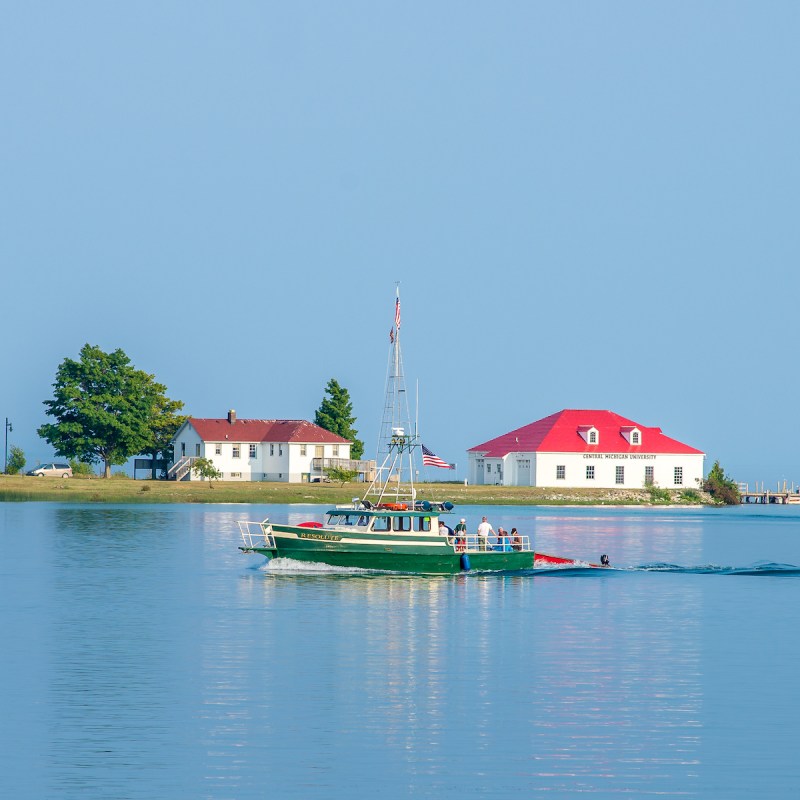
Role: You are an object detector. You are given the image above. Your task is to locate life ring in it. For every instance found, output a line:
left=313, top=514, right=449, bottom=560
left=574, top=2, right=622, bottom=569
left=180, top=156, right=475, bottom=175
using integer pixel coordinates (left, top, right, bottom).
left=383, top=503, right=407, bottom=511
left=298, top=521, right=323, bottom=529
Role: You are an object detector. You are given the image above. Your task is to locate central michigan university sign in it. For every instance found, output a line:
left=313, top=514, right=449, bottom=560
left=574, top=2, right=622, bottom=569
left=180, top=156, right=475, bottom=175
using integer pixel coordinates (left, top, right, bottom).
left=582, top=453, right=657, bottom=460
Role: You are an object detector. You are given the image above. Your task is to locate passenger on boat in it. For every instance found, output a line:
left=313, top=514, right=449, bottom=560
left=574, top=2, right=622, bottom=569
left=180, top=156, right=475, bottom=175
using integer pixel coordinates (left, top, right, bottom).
left=438, top=520, right=454, bottom=537
left=453, top=518, right=468, bottom=552
left=477, top=516, right=494, bottom=551
left=600, top=554, right=610, bottom=567
left=496, top=528, right=512, bottom=552
left=510, top=527, right=522, bottom=551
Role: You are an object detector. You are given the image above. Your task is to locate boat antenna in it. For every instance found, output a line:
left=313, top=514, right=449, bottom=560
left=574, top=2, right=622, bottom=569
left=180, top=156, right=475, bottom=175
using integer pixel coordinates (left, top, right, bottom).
left=366, top=285, right=419, bottom=505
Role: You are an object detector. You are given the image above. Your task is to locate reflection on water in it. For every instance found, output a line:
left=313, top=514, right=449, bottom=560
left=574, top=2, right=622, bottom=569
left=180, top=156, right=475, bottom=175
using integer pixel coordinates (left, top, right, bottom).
left=1, top=504, right=799, bottom=798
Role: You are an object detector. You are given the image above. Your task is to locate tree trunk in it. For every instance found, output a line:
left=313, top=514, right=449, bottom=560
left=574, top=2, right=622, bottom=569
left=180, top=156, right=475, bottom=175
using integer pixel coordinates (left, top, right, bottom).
left=104, top=458, right=111, bottom=478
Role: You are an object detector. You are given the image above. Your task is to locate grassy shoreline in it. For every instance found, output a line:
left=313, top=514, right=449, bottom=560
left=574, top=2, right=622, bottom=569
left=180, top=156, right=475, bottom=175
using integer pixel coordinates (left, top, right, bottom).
left=0, top=474, right=713, bottom=506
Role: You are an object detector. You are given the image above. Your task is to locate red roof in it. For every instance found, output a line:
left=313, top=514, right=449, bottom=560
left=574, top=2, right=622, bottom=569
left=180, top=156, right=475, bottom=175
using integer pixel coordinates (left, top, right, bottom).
left=188, top=418, right=350, bottom=444
left=468, top=409, right=704, bottom=457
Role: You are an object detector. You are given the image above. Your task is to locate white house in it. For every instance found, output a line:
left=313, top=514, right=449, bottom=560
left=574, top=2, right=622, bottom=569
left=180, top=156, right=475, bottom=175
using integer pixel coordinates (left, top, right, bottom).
left=170, top=410, right=373, bottom=482
left=467, top=409, right=705, bottom=490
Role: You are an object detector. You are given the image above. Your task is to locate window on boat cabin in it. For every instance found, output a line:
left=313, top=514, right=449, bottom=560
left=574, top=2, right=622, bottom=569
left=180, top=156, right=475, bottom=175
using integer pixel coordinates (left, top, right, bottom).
left=416, top=516, right=431, bottom=532
left=645, top=466, right=654, bottom=485
left=615, top=465, right=624, bottom=484
left=195, top=443, right=201, bottom=457
left=300, top=444, right=307, bottom=456
left=589, top=430, right=597, bottom=444
left=215, top=443, right=222, bottom=455
left=556, top=465, right=565, bottom=480
left=674, top=466, right=683, bottom=485
left=232, top=444, right=241, bottom=458
left=393, top=516, right=412, bottom=532
left=586, top=465, right=595, bottom=480
left=372, top=516, right=391, bottom=532
left=333, top=445, right=339, bottom=456
left=249, top=444, right=257, bottom=458
left=340, top=514, right=368, bottom=527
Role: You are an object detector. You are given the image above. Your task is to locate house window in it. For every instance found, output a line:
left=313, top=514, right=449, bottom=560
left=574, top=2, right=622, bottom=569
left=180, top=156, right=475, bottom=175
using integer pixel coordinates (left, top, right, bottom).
left=232, top=444, right=240, bottom=458
left=487, top=464, right=491, bottom=473
left=181, top=442, right=186, bottom=457
left=249, top=444, right=257, bottom=458
left=586, top=465, right=595, bottom=480
left=195, top=443, right=201, bottom=456
left=215, top=443, right=222, bottom=455
left=645, top=466, right=654, bottom=485
left=556, top=465, right=565, bottom=480
left=333, top=445, right=339, bottom=456
left=589, top=430, right=597, bottom=444
left=300, top=444, right=307, bottom=456
left=279, top=445, right=283, bottom=456
left=615, top=466, right=624, bottom=485
left=632, top=431, right=640, bottom=445
left=315, top=445, right=324, bottom=457
left=270, top=444, right=274, bottom=456
left=230, top=472, right=241, bottom=478
left=674, top=467, right=683, bottom=485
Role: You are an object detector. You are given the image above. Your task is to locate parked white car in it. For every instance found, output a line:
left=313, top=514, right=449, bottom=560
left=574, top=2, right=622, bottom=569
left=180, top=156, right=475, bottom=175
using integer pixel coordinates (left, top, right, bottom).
left=27, top=462, right=73, bottom=478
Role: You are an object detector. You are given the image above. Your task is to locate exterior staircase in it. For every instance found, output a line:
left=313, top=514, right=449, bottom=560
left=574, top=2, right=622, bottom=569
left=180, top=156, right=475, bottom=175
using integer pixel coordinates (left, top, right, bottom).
left=167, top=456, right=195, bottom=481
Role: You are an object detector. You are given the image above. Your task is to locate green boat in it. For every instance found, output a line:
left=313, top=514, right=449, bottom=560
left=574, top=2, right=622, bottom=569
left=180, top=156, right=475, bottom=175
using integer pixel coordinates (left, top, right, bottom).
left=238, top=289, right=598, bottom=574
left=238, top=500, right=536, bottom=574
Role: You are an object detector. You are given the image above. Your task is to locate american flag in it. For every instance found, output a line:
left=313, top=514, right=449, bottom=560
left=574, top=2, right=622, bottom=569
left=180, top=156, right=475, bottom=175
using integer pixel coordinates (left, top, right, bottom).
left=394, top=296, right=401, bottom=329
left=422, top=444, right=453, bottom=469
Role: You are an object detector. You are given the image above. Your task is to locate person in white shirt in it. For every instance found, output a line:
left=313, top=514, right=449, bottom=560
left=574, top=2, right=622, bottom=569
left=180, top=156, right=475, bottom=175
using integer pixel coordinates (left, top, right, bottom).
left=476, top=516, right=494, bottom=550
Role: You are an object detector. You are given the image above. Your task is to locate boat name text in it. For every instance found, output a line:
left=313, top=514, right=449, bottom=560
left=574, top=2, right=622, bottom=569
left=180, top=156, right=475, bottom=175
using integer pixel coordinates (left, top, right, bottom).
left=298, top=531, right=343, bottom=541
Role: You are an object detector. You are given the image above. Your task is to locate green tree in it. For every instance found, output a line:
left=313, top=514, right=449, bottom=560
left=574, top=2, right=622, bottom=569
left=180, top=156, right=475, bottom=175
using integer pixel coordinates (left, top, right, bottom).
left=6, top=445, right=25, bottom=475
left=324, top=465, right=359, bottom=486
left=38, top=344, right=181, bottom=479
left=703, top=460, right=740, bottom=505
left=192, top=456, right=222, bottom=487
left=314, top=378, right=364, bottom=460
left=139, top=395, right=188, bottom=479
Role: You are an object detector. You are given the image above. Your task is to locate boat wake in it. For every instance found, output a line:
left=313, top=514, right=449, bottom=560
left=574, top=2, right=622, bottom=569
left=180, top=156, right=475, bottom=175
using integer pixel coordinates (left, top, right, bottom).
left=259, top=557, right=378, bottom=575
left=248, top=557, right=800, bottom=578
left=633, top=561, right=800, bottom=576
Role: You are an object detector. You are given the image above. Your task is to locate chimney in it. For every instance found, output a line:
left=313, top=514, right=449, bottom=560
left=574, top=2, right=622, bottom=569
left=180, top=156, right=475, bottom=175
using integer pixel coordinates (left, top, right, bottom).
left=228, top=409, right=236, bottom=425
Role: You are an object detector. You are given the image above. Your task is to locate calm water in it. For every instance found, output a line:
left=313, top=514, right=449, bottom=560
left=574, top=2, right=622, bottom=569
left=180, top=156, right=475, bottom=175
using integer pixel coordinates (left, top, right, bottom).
left=2, top=502, right=799, bottom=799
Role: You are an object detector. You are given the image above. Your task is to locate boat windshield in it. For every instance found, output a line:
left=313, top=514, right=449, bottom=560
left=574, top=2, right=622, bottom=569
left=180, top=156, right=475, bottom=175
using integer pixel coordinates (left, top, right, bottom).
left=327, top=513, right=369, bottom=527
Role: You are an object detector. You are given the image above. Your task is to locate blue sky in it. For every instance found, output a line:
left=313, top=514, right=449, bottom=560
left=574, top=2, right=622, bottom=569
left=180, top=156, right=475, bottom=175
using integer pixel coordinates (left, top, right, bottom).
left=2, top=2, right=798, bottom=485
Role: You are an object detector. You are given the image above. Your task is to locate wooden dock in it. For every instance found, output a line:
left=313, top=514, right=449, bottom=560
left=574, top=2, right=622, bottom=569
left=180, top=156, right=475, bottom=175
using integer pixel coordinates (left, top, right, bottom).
left=738, top=482, right=800, bottom=504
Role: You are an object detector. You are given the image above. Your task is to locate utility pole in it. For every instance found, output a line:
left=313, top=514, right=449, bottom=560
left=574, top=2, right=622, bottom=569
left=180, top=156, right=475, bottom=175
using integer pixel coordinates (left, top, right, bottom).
left=4, top=418, right=12, bottom=474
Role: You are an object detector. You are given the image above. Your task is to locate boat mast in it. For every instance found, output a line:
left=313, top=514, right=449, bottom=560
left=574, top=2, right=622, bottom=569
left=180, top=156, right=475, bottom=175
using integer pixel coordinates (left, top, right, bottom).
left=366, top=285, right=419, bottom=505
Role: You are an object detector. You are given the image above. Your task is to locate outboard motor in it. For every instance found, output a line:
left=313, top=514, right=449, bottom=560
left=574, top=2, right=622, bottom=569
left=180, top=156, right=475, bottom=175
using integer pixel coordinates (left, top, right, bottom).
left=600, top=554, right=610, bottom=567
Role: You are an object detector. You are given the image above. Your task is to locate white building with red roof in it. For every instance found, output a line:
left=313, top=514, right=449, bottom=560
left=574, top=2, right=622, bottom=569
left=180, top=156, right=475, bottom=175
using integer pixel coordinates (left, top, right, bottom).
left=169, top=410, right=371, bottom=482
left=467, top=410, right=705, bottom=490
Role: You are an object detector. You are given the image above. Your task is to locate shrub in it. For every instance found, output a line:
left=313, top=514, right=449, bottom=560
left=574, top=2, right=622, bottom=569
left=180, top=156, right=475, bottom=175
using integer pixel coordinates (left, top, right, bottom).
left=69, top=459, right=96, bottom=476
left=647, top=484, right=673, bottom=503
left=703, top=461, right=740, bottom=505
left=6, top=445, right=25, bottom=475
left=680, top=488, right=702, bottom=503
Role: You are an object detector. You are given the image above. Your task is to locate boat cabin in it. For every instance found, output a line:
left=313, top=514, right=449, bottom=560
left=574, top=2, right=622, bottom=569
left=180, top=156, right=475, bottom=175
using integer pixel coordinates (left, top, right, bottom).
left=324, top=507, right=441, bottom=534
